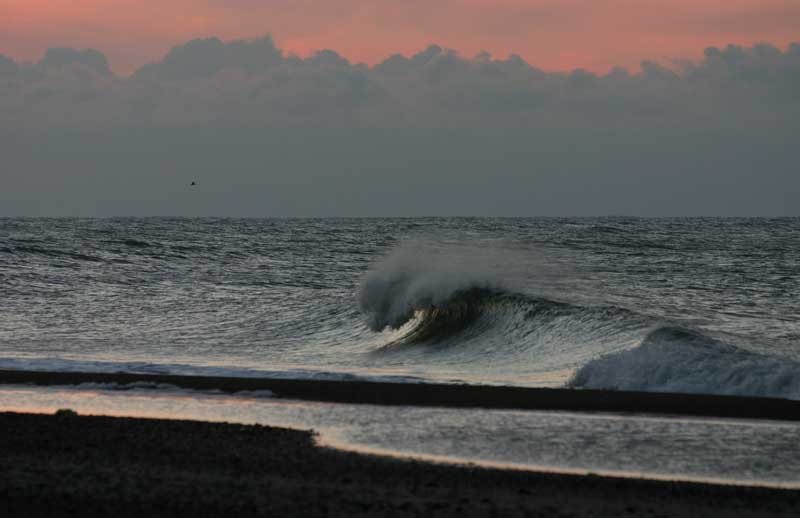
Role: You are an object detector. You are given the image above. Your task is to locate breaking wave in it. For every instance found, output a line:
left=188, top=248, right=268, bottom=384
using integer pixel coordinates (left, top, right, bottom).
left=359, top=244, right=800, bottom=399
left=570, top=326, right=800, bottom=400
left=358, top=243, right=651, bottom=379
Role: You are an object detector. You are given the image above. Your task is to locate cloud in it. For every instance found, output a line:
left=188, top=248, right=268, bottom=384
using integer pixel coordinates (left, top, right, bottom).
left=1, top=37, right=799, bottom=216
left=4, top=0, right=800, bottom=75
left=38, top=47, right=112, bottom=76
left=0, top=55, right=19, bottom=77
left=134, top=36, right=284, bottom=80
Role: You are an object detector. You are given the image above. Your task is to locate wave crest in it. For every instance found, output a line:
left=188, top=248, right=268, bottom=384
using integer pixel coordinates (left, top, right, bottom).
left=570, top=326, right=800, bottom=399
left=358, top=244, right=505, bottom=332
left=358, top=244, right=648, bottom=363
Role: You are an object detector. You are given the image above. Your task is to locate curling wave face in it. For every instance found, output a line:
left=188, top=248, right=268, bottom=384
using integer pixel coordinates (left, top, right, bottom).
left=358, top=244, right=800, bottom=399
left=357, top=245, right=645, bottom=383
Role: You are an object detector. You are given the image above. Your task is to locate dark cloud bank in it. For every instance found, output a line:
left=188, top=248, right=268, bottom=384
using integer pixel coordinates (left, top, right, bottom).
left=1, top=37, right=799, bottom=216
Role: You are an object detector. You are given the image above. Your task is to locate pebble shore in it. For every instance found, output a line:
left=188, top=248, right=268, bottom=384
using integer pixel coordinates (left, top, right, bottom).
left=1, top=411, right=798, bottom=517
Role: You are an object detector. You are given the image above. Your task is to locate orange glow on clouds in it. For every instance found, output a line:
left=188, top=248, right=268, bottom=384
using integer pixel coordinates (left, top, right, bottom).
left=1, top=0, right=798, bottom=74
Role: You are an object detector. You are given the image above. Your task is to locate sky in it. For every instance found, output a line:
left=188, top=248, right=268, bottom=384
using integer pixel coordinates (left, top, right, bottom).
left=1, top=2, right=799, bottom=216
left=3, top=0, right=800, bottom=74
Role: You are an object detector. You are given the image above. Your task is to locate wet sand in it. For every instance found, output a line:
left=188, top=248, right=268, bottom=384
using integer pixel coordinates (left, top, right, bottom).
left=2, top=369, right=800, bottom=421
left=1, top=411, right=799, bottom=517
left=2, top=370, right=799, bottom=516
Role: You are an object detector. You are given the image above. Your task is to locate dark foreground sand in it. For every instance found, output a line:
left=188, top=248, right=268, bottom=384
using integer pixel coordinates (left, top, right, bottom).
left=1, top=411, right=798, bottom=518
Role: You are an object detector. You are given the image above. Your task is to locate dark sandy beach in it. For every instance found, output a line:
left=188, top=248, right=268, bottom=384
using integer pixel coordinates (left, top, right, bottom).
left=1, top=411, right=799, bottom=518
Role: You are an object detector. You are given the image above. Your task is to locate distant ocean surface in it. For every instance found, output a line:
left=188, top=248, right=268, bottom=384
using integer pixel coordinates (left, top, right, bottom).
left=2, top=218, right=799, bottom=399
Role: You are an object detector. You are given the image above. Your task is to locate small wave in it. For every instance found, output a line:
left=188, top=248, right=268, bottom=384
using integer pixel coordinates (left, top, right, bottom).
left=73, top=382, right=276, bottom=399
left=120, top=239, right=153, bottom=248
left=11, top=245, right=103, bottom=262
left=77, top=381, right=187, bottom=391
left=570, top=326, right=800, bottom=400
left=0, top=357, right=428, bottom=384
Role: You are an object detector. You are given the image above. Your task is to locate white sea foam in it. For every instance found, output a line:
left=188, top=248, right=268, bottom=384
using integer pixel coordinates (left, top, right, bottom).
left=571, top=326, right=800, bottom=400
left=358, top=241, right=509, bottom=331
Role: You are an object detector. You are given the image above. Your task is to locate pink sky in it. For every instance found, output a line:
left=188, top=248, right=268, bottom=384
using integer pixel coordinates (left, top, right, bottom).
left=2, top=0, right=799, bottom=74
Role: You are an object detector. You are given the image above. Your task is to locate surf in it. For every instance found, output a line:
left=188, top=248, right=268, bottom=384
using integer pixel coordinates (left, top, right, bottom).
left=359, top=243, right=800, bottom=399
left=570, top=326, right=800, bottom=399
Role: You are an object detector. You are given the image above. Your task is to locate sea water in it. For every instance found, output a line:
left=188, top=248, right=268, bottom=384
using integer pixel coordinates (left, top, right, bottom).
left=3, top=217, right=800, bottom=487
left=2, top=217, right=798, bottom=397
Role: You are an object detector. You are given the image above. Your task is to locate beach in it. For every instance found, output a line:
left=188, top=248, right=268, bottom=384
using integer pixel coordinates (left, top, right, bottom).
left=2, top=410, right=799, bottom=517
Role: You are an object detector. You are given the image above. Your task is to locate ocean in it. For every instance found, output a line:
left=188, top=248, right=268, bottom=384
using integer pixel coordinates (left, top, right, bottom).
left=1, top=217, right=799, bottom=397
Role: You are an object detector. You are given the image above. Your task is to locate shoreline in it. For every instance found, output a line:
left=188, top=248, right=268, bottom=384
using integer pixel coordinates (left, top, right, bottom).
left=1, top=368, right=799, bottom=422
left=2, top=411, right=799, bottom=517
left=314, top=435, right=800, bottom=491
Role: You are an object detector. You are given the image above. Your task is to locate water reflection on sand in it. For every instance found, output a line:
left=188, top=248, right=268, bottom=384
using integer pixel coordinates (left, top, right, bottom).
left=1, top=384, right=798, bottom=489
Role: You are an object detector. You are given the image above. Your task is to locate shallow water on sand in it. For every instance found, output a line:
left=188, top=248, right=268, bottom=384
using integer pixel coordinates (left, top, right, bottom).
left=3, top=385, right=799, bottom=489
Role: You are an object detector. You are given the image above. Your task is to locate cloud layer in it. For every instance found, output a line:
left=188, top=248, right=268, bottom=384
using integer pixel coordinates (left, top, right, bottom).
left=1, top=37, right=799, bottom=216
left=4, top=0, right=800, bottom=74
